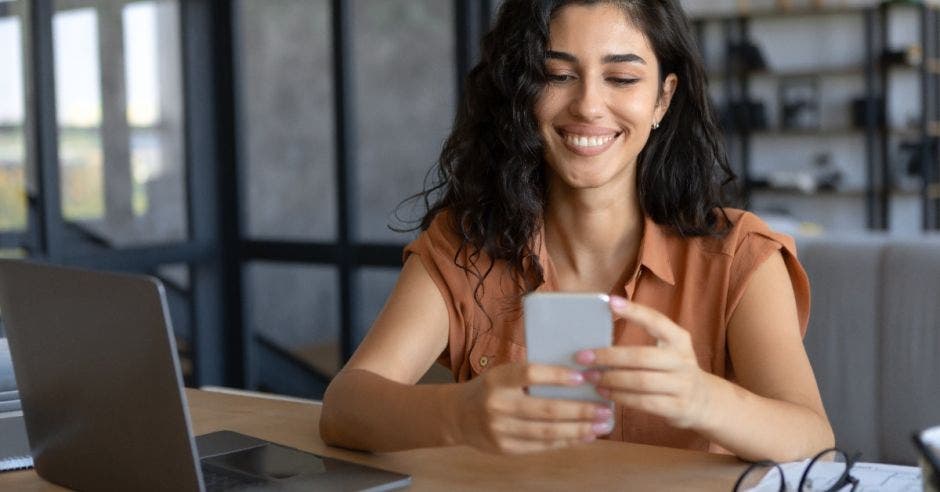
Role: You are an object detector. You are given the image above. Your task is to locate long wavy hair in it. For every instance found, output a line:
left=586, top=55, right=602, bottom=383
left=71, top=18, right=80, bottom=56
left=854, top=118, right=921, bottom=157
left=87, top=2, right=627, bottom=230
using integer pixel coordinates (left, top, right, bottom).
left=406, top=0, right=737, bottom=310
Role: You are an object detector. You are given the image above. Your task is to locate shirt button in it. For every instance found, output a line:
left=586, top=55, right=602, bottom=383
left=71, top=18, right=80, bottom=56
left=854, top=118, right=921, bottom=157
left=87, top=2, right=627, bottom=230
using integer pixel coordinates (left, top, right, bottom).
left=479, top=356, right=489, bottom=367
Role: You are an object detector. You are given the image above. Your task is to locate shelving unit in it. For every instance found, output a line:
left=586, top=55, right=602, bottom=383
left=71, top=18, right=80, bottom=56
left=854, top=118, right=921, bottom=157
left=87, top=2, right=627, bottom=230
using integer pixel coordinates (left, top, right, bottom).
left=691, top=1, right=940, bottom=232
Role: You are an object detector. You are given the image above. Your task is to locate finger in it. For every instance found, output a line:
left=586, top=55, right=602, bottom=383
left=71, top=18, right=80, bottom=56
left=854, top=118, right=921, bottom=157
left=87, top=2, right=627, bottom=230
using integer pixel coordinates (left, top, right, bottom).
left=590, top=370, right=680, bottom=395
left=492, top=417, right=612, bottom=441
left=577, top=346, right=682, bottom=371
left=608, top=296, right=688, bottom=347
left=511, top=396, right=614, bottom=422
left=503, top=363, right=585, bottom=388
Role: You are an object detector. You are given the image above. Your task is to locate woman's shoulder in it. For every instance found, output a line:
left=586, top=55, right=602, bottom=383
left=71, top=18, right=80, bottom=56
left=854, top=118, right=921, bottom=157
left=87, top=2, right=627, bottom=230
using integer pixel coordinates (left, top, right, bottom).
left=689, top=208, right=794, bottom=257
left=406, top=209, right=464, bottom=257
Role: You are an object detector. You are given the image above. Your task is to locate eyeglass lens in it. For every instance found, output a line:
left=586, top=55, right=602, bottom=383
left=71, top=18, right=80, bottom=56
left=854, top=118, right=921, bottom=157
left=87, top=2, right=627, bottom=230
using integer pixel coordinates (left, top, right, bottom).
left=801, top=449, right=850, bottom=491
left=735, top=462, right=785, bottom=492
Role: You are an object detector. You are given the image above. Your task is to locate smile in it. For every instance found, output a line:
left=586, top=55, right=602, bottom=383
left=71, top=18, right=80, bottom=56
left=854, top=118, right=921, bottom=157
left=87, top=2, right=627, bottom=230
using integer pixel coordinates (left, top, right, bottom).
left=557, top=129, right=621, bottom=157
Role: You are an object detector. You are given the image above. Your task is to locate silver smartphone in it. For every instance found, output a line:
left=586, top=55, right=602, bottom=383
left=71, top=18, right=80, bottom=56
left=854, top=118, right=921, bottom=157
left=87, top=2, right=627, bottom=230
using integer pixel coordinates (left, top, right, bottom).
left=523, top=292, right=613, bottom=402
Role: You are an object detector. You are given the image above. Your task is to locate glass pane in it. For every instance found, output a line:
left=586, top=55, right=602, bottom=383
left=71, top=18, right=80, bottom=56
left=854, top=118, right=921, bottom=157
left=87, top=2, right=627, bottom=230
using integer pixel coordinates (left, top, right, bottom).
left=121, top=1, right=187, bottom=245
left=237, top=0, right=337, bottom=241
left=0, top=3, right=26, bottom=232
left=54, top=6, right=104, bottom=223
left=352, top=0, right=455, bottom=242
left=245, top=263, right=339, bottom=377
left=54, top=1, right=187, bottom=247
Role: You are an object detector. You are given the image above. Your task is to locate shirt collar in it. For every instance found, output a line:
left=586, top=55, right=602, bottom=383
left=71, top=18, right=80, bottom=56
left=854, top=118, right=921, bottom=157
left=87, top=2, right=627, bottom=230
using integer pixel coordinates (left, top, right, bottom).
left=635, top=215, right=676, bottom=286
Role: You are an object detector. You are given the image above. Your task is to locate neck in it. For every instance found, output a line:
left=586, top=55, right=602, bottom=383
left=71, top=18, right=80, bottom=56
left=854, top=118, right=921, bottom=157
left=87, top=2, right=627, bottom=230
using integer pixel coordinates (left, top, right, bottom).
left=543, top=172, right=643, bottom=290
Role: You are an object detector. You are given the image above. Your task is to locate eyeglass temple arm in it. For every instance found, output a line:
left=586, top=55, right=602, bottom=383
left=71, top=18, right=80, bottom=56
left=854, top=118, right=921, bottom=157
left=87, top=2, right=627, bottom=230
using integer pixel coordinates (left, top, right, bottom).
left=912, top=432, right=940, bottom=488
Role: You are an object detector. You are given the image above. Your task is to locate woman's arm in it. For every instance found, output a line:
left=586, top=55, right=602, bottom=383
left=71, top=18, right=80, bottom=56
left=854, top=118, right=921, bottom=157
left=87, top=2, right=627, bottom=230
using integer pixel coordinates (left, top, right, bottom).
left=584, top=251, right=834, bottom=462
left=320, top=256, right=610, bottom=453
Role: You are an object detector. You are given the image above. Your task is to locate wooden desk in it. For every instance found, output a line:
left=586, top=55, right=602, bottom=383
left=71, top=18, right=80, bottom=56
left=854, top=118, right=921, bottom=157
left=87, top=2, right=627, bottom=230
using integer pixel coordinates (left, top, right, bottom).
left=1, top=389, right=748, bottom=491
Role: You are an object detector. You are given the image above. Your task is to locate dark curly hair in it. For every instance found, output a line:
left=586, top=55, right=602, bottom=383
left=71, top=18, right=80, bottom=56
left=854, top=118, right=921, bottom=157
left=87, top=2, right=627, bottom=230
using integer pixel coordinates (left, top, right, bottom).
left=405, top=0, right=737, bottom=309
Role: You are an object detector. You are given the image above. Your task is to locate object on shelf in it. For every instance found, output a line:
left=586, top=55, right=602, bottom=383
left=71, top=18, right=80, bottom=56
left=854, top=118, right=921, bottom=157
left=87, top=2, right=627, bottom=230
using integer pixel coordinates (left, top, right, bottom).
left=722, top=100, right=770, bottom=131
left=850, top=96, right=886, bottom=128
left=752, top=207, right=825, bottom=237
left=779, top=76, right=821, bottom=130
left=775, top=0, right=829, bottom=11
left=727, top=40, right=768, bottom=73
left=895, top=139, right=936, bottom=191
left=760, top=153, right=843, bottom=193
left=882, top=44, right=923, bottom=67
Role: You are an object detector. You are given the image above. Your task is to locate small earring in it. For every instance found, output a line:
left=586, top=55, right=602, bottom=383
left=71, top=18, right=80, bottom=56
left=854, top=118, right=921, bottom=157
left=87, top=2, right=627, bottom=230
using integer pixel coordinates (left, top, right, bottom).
left=652, top=121, right=660, bottom=130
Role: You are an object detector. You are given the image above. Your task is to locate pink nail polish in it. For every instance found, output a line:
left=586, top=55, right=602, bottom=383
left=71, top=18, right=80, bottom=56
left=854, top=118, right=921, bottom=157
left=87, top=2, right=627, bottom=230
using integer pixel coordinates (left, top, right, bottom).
left=594, top=406, right=613, bottom=420
left=596, top=387, right=611, bottom=399
left=609, top=296, right=628, bottom=309
left=568, top=371, right=584, bottom=384
left=582, top=370, right=601, bottom=384
left=592, top=421, right=614, bottom=435
left=575, top=350, right=595, bottom=365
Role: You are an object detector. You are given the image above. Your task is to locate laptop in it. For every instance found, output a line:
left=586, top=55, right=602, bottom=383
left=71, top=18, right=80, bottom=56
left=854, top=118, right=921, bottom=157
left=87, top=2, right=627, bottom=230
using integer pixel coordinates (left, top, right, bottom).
left=0, top=259, right=411, bottom=491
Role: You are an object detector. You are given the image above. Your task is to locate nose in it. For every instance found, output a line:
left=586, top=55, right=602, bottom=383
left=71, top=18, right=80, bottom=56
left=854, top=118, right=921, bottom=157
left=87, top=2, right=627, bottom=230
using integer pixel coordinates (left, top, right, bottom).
left=568, top=78, right=604, bottom=121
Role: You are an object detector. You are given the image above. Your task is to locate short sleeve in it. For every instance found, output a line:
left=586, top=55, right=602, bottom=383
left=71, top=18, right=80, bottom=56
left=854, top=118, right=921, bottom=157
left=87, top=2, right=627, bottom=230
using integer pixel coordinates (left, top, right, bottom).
left=402, top=211, right=475, bottom=380
left=725, top=213, right=811, bottom=337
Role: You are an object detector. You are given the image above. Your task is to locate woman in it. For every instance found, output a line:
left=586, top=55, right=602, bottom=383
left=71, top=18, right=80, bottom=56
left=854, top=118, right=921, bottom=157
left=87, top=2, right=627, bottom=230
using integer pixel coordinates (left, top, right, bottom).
left=320, top=0, right=834, bottom=462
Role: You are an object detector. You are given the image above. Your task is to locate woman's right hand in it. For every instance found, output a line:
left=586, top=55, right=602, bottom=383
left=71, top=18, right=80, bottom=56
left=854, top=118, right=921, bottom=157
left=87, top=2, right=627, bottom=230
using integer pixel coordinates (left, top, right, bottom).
left=453, top=362, right=615, bottom=454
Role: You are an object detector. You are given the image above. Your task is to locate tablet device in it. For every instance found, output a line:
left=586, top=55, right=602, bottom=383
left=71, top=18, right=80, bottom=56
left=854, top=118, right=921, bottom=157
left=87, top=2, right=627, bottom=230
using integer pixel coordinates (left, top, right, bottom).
left=523, top=293, right=613, bottom=402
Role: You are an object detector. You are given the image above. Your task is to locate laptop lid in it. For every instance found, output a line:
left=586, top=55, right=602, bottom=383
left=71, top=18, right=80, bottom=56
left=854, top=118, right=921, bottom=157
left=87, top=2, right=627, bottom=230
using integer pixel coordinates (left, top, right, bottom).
left=0, top=260, right=203, bottom=491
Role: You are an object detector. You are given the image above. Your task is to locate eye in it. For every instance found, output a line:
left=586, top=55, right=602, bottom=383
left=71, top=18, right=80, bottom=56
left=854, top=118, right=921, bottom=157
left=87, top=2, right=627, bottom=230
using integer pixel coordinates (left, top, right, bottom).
left=547, top=73, right=576, bottom=84
left=608, top=77, right=639, bottom=86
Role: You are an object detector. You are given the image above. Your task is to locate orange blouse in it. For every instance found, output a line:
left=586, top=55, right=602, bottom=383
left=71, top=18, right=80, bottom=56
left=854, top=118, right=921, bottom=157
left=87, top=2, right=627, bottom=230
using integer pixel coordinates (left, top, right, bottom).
left=403, top=208, right=810, bottom=453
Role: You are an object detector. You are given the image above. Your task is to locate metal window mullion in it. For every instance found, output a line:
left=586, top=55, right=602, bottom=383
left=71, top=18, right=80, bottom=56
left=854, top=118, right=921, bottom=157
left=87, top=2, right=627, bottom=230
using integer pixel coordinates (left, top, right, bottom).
left=179, top=0, right=242, bottom=387
left=864, top=8, right=877, bottom=230
left=876, top=3, right=890, bottom=230
left=96, top=3, right=134, bottom=229
left=28, top=0, right=64, bottom=259
left=737, top=17, right=751, bottom=207
left=920, top=3, right=932, bottom=230
left=934, top=7, right=940, bottom=229
left=331, top=0, right=358, bottom=363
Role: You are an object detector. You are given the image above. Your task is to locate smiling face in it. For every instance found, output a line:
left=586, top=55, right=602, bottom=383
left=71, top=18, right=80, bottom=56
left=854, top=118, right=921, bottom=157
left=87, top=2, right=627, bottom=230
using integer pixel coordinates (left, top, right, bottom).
left=536, top=3, right=676, bottom=193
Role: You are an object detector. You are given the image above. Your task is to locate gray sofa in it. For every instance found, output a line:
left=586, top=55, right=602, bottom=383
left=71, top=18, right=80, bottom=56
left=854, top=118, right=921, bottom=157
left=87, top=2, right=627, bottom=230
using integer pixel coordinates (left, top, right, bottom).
left=799, top=235, right=940, bottom=465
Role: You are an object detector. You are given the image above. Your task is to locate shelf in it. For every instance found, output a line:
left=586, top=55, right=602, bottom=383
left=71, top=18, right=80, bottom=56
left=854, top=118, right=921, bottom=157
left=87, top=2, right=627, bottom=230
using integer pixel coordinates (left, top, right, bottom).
left=710, top=65, right=864, bottom=80
left=728, top=125, right=940, bottom=139
left=749, top=186, right=921, bottom=198
left=690, top=6, right=868, bottom=22
left=750, top=127, right=863, bottom=138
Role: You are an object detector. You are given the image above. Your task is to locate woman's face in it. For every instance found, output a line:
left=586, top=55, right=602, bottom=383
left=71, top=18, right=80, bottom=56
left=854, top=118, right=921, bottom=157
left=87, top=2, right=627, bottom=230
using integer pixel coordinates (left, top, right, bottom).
left=535, top=3, right=676, bottom=192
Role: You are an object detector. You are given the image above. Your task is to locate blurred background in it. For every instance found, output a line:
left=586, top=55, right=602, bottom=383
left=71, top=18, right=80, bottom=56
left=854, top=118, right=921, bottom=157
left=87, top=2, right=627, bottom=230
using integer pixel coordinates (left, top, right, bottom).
left=0, top=0, right=938, bottom=464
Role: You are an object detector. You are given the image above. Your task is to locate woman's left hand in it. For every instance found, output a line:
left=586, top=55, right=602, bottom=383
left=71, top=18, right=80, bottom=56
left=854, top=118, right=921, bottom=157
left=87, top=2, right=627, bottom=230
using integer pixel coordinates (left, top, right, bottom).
left=576, top=295, right=715, bottom=430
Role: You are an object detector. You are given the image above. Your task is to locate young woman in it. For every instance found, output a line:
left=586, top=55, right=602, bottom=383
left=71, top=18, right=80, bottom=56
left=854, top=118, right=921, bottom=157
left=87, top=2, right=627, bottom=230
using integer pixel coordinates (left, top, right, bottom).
left=320, top=0, right=834, bottom=462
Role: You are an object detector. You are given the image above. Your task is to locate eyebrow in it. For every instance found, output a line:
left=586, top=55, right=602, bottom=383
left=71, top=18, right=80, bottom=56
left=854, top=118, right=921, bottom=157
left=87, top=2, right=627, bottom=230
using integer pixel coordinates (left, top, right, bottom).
left=546, top=50, right=647, bottom=65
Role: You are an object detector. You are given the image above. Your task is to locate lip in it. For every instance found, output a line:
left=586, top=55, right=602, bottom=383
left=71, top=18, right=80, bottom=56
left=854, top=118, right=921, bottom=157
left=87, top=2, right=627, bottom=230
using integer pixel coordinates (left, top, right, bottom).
left=555, top=124, right=622, bottom=157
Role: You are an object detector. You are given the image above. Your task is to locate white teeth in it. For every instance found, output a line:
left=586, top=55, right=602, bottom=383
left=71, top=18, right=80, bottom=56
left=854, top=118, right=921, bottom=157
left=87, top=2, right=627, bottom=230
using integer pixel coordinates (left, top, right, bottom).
left=565, top=133, right=615, bottom=148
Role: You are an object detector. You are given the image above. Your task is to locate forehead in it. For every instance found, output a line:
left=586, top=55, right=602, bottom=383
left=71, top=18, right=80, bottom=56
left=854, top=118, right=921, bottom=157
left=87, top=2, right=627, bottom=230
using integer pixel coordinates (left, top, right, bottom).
left=547, top=3, right=655, bottom=61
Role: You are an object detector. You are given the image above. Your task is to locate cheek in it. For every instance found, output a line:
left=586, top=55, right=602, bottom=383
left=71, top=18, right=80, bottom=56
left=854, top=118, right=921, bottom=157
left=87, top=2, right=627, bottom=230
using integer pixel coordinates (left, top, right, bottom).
left=534, top=90, right=560, bottom=129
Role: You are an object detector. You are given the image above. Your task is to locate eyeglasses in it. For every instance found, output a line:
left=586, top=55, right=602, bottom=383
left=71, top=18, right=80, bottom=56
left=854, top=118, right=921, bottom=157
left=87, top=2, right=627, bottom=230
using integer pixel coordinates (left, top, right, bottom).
left=733, top=448, right=861, bottom=492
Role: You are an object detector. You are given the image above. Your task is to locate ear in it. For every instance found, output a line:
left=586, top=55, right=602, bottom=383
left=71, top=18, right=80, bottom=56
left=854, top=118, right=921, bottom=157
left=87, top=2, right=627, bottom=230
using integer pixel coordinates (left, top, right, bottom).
left=655, top=73, right=678, bottom=123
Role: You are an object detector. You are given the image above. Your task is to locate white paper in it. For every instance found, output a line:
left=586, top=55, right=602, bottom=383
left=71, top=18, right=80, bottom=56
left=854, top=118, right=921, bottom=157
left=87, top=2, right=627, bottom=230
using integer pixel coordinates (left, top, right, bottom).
left=746, top=460, right=922, bottom=492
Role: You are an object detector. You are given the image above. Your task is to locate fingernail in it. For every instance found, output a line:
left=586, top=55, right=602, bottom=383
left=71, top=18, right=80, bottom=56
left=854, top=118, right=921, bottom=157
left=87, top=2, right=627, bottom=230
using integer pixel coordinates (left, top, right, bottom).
left=575, top=350, right=595, bottom=365
left=568, top=371, right=584, bottom=384
left=582, top=370, right=601, bottom=384
left=609, top=296, right=628, bottom=310
left=592, top=420, right=614, bottom=435
left=596, top=387, right=611, bottom=399
left=594, top=406, right=613, bottom=420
